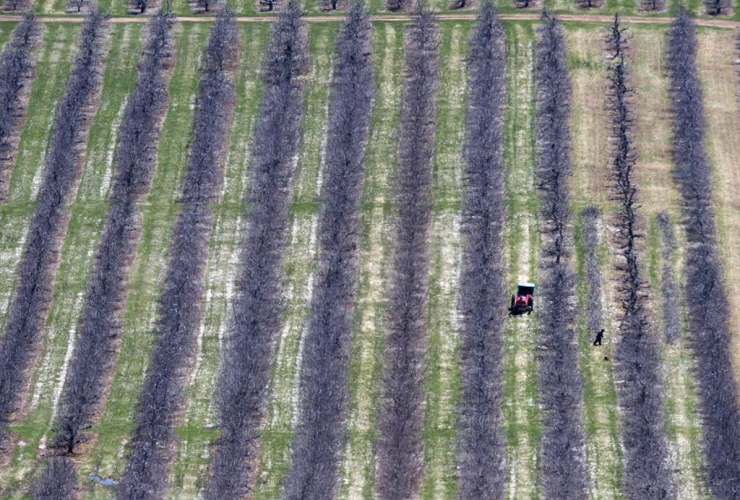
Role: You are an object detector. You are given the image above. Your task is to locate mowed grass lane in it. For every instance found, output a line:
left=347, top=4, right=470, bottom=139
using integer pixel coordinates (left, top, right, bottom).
left=76, top=22, right=207, bottom=499
left=167, top=22, right=269, bottom=498
left=421, top=20, right=468, bottom=500
left=502, top=20, right=541, bottom=500
left=0, top=23, right=141, bottom=498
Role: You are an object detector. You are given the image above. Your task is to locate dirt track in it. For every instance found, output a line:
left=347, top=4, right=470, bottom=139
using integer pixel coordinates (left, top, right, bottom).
left=2, top=12, right=739, bottom=28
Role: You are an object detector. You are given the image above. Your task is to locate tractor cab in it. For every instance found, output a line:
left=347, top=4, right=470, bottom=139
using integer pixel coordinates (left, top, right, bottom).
left=509, top=282, right=535, bottom=316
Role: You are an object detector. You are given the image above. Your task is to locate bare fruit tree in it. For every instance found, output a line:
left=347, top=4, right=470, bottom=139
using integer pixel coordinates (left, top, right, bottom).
left=656, top=212, right=681, bottom=344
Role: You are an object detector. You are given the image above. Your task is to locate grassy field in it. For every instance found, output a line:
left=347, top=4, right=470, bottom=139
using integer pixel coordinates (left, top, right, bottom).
left=0, top=11, right=738, bottom=500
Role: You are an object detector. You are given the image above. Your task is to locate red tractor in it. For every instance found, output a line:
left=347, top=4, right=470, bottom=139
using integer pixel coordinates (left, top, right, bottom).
left=509, top=282, right=535, bottom=316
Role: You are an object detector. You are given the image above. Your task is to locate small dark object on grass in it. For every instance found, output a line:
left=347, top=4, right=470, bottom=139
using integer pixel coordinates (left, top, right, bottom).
left=594, top=329, right=604, bottom=346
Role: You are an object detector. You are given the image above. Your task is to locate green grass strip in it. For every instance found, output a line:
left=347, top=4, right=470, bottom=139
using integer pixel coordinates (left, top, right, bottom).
left=420, top=19, right=468, bottom=500
left=501, top=20, right=541, bottom=500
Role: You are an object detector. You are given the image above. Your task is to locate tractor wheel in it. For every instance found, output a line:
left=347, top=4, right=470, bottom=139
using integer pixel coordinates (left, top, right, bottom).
left=511, top=295, right=515, bottom=308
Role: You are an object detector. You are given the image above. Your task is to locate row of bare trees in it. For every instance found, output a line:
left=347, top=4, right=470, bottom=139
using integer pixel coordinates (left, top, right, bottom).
left=375, top=10, right=438, bottom=500
left=666, top=11, right=740, bottom=499
left=456, top=4, right=506, bottom=500
left=31, top=12, right=175, bottom=500
left=204, top=4, right=307, bottom=499
left=0, top=15, right=39, bottom=197
left=606, top=16, right=674, bottom=500
left=115, top=11, right=236, bottom=500
left=656, top=212, right=680, bottom=344
left=534, top=15, right=588, bottom=500
left=0, top=12, right=107, bottom=446
left=581, top=207, right=603, bottom=338
left=281, top=4, right=373, bottom=500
